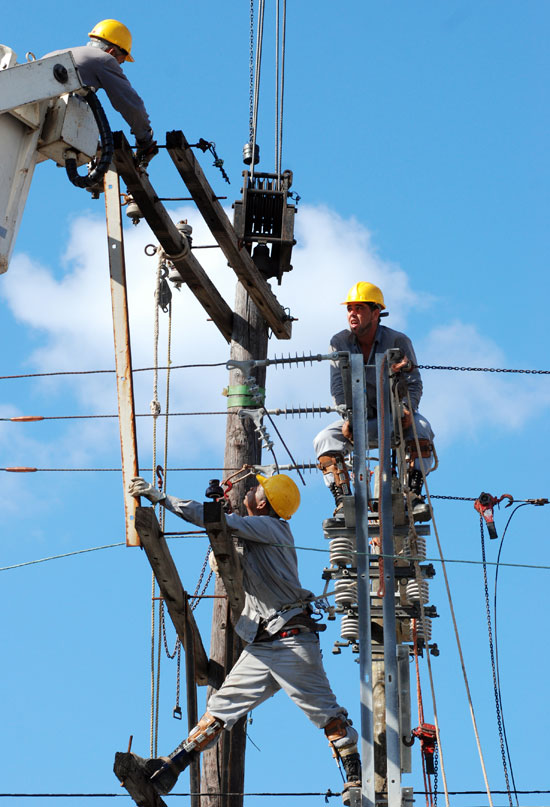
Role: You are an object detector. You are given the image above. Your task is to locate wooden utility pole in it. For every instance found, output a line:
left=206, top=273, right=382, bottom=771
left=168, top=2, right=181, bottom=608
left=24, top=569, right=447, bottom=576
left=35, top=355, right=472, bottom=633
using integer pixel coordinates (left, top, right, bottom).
left=200, top=282, right=268, bottom=807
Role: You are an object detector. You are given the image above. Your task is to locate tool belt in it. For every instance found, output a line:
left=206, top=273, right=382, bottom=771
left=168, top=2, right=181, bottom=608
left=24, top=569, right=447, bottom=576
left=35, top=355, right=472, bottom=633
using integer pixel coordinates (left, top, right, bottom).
left=254, top=611, right=326, bottom=643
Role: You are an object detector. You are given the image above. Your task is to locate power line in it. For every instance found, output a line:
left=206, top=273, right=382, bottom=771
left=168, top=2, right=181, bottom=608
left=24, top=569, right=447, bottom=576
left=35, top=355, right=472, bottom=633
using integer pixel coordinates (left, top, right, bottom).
left=0, top=532, right=206, bottom=572
left=0, top=362, right=227, bottom=381
left=3, top=541, right=550, bottom=574
left=2, top=362, right=550, bottom=382
left=0, top=789, right=547, bottom=798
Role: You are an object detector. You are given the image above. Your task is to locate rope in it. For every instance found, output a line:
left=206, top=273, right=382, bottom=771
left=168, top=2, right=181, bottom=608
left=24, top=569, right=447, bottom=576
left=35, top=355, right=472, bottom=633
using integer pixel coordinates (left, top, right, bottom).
left=405, top=387, right=494, bottom=807
left=413, top=622, right=432, bottom=807
left=149, top=250, right=163, bottom=757
left=154, top=295, right=174, bottom=754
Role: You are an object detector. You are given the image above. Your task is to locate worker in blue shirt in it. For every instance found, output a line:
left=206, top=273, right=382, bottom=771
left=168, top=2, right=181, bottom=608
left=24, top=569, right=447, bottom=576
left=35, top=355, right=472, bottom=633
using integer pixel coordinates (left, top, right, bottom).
left=314, top=281, right=435, bottom=520
left=46, top=19, right=157, bottom=166
left=128, top=472, right=361, bottom=799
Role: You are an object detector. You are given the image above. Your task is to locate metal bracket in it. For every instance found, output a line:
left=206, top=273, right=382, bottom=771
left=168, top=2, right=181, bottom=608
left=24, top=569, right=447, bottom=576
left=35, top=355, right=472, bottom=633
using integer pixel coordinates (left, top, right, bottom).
left=239, top=408, right=273, bottom=452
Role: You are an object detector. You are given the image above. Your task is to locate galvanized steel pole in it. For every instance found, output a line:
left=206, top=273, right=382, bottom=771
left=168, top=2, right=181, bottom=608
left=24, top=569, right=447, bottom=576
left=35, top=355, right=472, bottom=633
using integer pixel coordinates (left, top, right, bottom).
left=350, top=353, right=376, bottom=807
left=376, top=352, right=402, bottom=806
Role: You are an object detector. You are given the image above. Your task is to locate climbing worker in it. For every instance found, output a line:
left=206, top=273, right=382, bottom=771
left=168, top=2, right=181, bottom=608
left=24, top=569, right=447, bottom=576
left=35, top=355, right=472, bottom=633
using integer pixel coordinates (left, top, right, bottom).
left=128, top=472, right=362, bottom=800
left=45, top=19, right=158, bottom=167
left=314, top=281, right=435, bottom=521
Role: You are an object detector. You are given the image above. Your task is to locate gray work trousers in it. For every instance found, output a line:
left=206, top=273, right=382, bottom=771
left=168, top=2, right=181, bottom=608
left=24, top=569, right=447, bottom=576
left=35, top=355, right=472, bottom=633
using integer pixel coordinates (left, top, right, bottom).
left=313, top=413, right=435, bottom=473
left=207, top=632, right=347, bottom=730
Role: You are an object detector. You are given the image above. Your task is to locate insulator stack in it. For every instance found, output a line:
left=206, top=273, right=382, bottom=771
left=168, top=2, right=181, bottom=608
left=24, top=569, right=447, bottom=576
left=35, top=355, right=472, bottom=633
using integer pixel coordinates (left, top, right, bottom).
left=340, top=614, right=360, bottom=641
left=405, top=579, right=430, bottom=605
left=403, top=534, right=427, bottom=560
left=330, top=537, right=356, bottom=568
left=411, top=617, right=432, bottom=641
left=334, top=579, right=358, bottom=607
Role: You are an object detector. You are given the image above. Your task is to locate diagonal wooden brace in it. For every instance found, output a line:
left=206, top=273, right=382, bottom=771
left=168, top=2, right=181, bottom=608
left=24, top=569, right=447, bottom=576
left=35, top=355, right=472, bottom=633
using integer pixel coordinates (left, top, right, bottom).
left=135, top=507, right=209, bottom=685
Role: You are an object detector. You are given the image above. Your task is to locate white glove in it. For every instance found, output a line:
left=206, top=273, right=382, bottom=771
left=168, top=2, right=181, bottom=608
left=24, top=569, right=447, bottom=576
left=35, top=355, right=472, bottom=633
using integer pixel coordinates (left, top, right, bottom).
left=128, top=476, right=165, bottom=504
left=208, top=550, right=219, bottom=575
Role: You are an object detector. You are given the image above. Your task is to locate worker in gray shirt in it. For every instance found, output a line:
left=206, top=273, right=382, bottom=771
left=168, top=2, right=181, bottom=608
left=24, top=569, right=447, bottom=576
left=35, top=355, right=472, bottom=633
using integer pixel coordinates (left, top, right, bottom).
left=314, top=281, right=435, bottom=520
left=128, top=472, right=361, bottom=800
left=46, top=19, right=157, bottom=166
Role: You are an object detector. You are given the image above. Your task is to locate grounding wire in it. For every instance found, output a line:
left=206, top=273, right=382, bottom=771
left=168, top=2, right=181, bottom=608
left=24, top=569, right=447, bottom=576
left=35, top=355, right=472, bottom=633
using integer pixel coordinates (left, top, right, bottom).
left=493, top=505, right=529, bottom=806
left=479, top=516, right=514, bottom=807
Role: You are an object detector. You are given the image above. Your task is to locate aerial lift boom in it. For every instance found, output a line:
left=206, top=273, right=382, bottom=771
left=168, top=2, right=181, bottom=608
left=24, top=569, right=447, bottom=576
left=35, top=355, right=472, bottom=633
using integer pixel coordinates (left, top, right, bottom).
left=0, top=45, right=102, bottom=272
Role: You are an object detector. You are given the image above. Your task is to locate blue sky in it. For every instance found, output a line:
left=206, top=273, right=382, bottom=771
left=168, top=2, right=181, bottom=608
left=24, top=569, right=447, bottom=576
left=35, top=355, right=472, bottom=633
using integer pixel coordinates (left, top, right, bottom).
left=1, top=3, right=549, bottom=806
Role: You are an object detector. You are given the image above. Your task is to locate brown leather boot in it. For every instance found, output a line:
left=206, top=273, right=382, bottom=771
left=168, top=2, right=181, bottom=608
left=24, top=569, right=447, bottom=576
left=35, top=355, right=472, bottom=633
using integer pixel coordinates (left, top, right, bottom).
left=317, top=453, right=352, bottom=516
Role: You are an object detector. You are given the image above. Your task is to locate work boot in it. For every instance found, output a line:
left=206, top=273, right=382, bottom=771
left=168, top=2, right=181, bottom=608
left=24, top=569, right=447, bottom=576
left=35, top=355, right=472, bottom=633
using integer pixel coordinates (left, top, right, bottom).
left=408, top=468, right=431, bottom=523
left=149, top=712, right=224, bottom=794
left=129, top=753, right=182, bottom=795
left=340, top=750, right=361, bottom=783
left=318, top=454, right=352, bottom=517
left=149, top=744, right=196, bottom=794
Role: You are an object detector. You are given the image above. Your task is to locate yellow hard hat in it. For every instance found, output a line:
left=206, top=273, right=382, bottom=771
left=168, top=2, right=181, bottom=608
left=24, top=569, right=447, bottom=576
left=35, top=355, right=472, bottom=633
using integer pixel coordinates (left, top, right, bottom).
left=256, top=473, right=301, bottom=520
left=341, top=281, right=386, bottom=309
left=89, top=19, right=134, bottom=62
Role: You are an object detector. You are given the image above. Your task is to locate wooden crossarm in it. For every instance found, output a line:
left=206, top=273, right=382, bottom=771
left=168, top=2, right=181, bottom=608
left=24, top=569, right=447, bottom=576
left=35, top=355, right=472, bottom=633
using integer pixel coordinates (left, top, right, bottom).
left=165, top=130, right=292, bottom=340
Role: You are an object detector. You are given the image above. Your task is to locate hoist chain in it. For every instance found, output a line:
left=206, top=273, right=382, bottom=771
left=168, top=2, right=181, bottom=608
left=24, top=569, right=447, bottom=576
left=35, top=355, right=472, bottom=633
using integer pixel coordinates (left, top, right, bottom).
left=479, top=517, right=514, bottom=807
left=160, top=601, right=180, bottom=660
left=189, top=549, right=214, bottom=612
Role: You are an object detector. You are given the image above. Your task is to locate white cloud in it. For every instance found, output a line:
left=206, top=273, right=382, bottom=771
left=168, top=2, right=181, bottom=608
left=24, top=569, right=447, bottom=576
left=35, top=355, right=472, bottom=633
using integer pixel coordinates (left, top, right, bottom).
left=419, top=321, right=550, bottom=444
left=1, top=204, right=548, bottom=474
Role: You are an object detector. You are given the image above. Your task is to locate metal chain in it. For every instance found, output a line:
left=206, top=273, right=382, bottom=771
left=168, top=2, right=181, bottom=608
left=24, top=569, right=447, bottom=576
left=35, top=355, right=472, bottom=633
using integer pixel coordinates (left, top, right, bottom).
left=189, top=549, right=214, bottom=611
left=479, top=517, right=514, bottom=807
left=160, top=602, right=180, bottom=660
left=417, top=364, right=550, bottom=374
left=175, top=641, right=182, bottom=718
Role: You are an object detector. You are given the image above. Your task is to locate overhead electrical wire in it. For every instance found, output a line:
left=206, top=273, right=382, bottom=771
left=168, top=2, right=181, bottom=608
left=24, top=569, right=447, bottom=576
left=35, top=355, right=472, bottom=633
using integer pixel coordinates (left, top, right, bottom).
left=2, top=362, right=550, bottom=382
left=4, top=543, right=550, bottom=575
